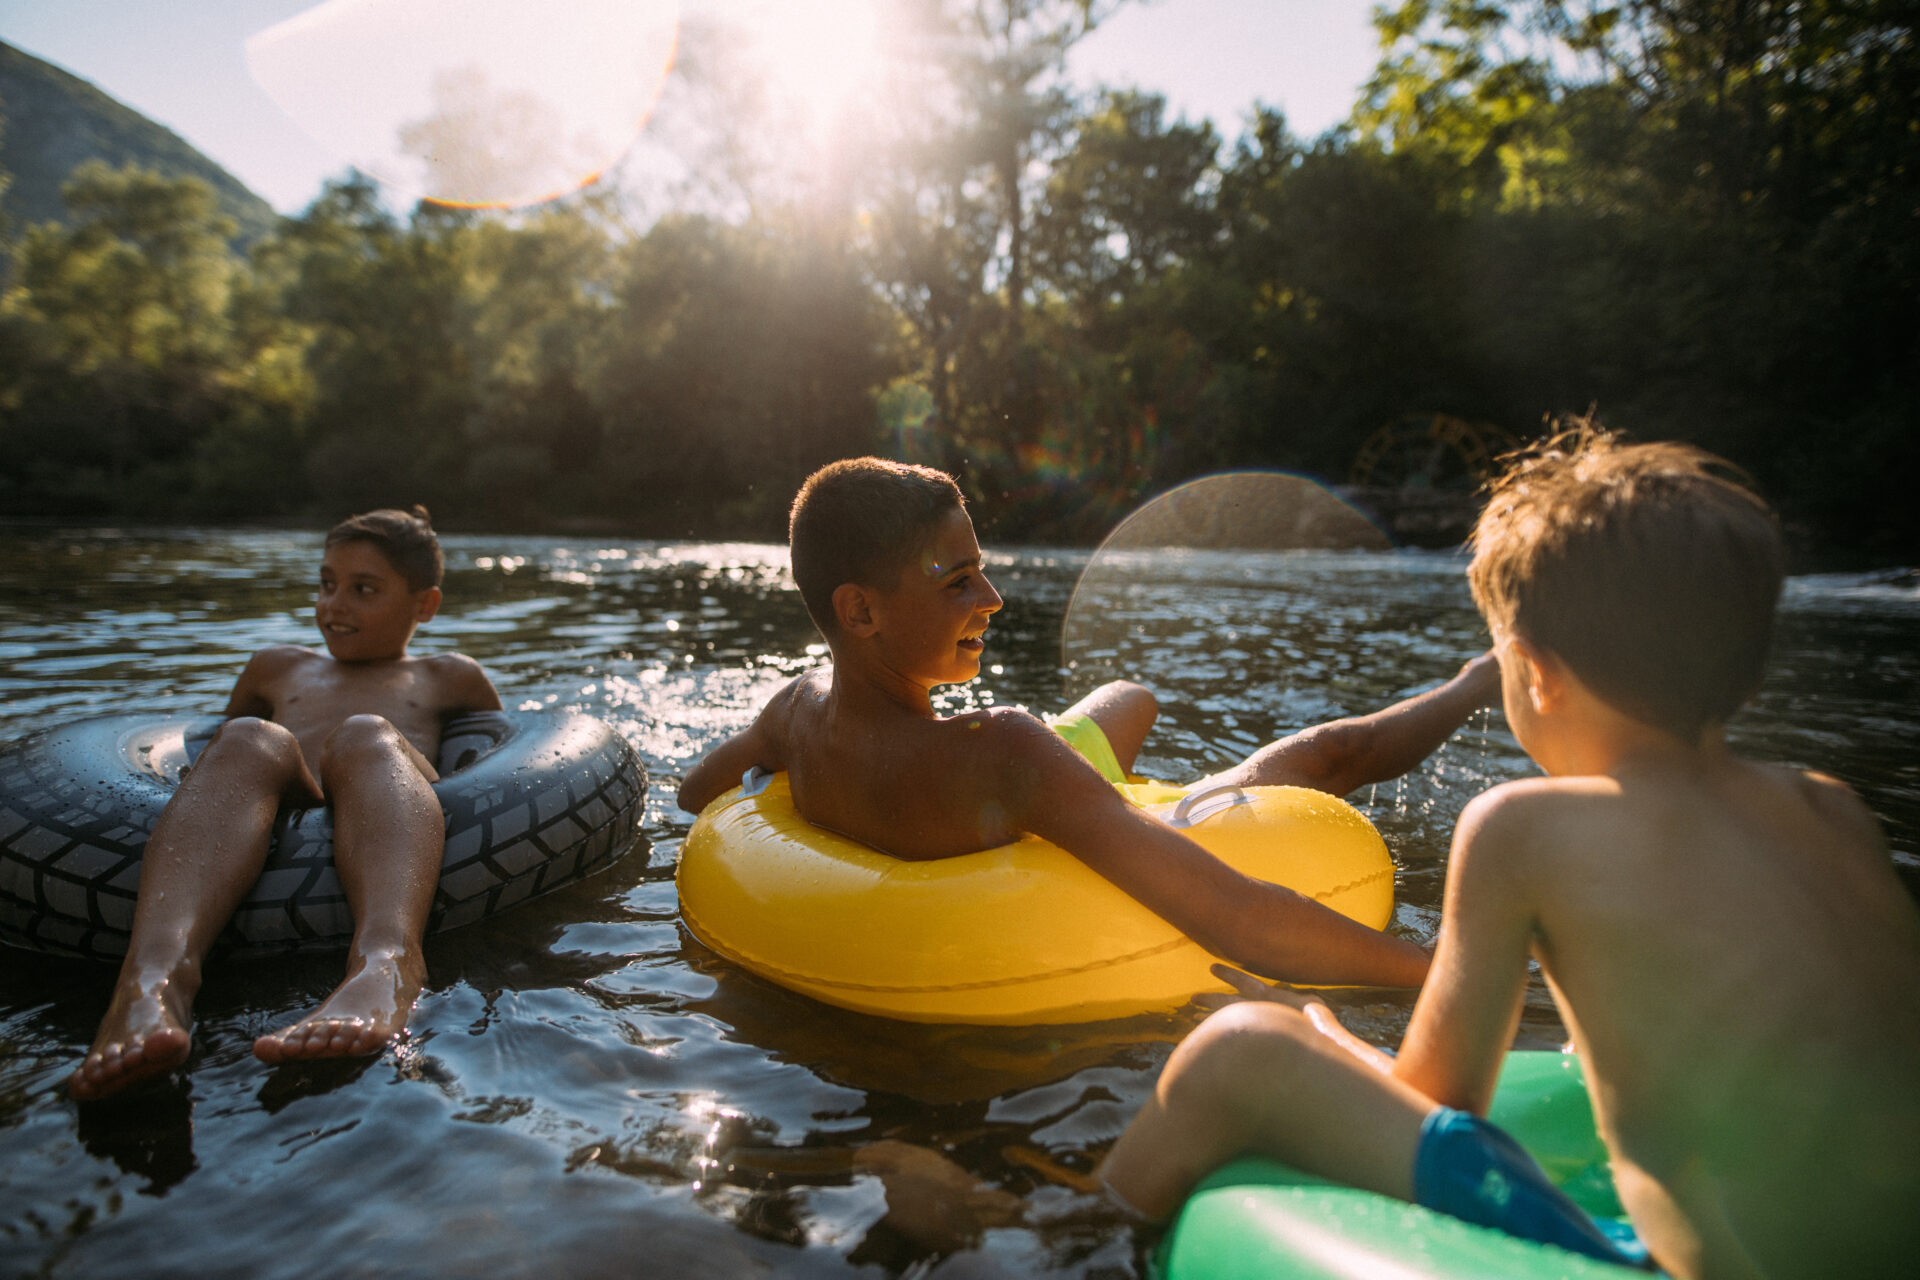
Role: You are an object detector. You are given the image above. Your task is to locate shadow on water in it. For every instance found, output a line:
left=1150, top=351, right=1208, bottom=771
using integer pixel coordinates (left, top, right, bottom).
left=0, top=527, right=1914, bottom=1277
left=73, top=1083, right=198, bottom=1195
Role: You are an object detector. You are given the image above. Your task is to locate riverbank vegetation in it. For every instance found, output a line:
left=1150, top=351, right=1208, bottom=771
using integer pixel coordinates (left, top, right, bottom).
left=2, top=1, right=1914, bottom=558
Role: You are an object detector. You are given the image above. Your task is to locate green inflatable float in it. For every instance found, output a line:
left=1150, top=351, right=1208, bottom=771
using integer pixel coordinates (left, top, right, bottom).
left=1158, top=1051, right=1649, bottom=1279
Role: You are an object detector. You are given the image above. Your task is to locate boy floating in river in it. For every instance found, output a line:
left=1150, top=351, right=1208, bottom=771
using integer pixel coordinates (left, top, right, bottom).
left=679, top=457, right=1499, bottom=990
left=69, top=507, right=501, bottom=1102
left=1097, top=433, right=1920, bottom=1277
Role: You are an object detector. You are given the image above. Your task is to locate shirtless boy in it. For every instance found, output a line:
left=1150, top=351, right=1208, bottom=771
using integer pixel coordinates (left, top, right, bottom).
left=1098, top=434, right=1920, bottom=1277
left=69, top=506, right=501, bottom=1102
left=680, top=457, right=1500, bottom=990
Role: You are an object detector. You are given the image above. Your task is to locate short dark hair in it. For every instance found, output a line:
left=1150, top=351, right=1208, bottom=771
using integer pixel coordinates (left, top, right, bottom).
left=1469, top=429, right=1785, bottom=744
left=325, top=505, right=444, bottom=592
left=788, top=458, right=966, bottom=633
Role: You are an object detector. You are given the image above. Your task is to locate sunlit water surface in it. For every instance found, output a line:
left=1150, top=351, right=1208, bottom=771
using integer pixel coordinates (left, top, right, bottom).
left=1, top=528, right=1914, bottom=1278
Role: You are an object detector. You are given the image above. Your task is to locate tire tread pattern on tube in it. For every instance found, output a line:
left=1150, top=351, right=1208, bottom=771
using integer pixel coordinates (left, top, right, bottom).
left=0, top=710, right=647, bottom=959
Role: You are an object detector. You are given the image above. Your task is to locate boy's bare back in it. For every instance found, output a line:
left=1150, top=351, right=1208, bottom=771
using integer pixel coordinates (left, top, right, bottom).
left=1441, top=752, right=1920, bottom=1275
left=1095, top=436, right=1919, bottom=1276
left=713, top=667, right=1092, bottom=859
left=1401, top=433, right=1920, bottom=1275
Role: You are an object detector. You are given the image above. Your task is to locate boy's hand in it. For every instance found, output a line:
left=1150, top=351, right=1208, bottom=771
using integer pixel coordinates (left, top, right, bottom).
left=1203, top=963, right=1329, bottom=1011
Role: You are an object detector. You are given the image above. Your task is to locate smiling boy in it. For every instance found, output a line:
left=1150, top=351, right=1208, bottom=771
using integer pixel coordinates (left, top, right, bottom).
left=679, top=458, right=1499, bottom=989
left=69, top=506, right=501, bottom=1102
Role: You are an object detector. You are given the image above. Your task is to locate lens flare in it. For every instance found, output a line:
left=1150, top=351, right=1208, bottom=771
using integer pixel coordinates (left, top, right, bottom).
left=1061, top=472, right=1393, bottom=683
left=1088, top=472, right=1390, bottom=555
left=246, top=0, right=680, bottom=209
left=737, top=0, right=883, bottom=132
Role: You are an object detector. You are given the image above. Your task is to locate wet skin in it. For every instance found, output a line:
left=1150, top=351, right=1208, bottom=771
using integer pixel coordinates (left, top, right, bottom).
left=679, top=504, right=1498, bottom=990
left=69, top=540, right=500, bottom=1101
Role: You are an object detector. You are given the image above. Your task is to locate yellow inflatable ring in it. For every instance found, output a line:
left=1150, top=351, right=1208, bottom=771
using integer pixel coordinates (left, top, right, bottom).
left=678, top=771, right=1395, bottom=1024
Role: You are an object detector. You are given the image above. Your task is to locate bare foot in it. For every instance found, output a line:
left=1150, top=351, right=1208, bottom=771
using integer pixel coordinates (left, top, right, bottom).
left=253, top=950, right=424, bottom=1064
left=69, top=974, right=195, bottom=1102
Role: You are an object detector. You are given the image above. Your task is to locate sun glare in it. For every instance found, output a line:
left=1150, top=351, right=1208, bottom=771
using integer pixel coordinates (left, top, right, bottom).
left=246, top=0, right=681, bottom=208
left=734, top=0, right=884, bottom=135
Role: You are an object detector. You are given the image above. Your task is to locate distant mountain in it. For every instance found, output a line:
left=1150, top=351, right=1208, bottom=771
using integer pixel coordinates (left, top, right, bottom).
left=0, top=40, right=277, bottom=245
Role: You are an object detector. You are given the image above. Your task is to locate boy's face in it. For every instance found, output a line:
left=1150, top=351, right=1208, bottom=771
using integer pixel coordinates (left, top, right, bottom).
left=316, top=539, right=440, bottom=663
left=867, top=506, right=1003, bottom=688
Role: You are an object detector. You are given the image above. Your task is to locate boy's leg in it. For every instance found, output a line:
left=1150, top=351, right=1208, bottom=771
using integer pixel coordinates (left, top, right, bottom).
left=70, top=718, right=320, bottom=1101
left=1096, top=999, right=1430, bottom=1222
left=1198, top=653, right=1500, bottom=797
left=1055, top=680, right=1158, bottom=775
left=254, top=715, right=442, bottom=1063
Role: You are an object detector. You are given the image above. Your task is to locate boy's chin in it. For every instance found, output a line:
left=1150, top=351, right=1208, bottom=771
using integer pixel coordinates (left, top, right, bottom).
left=320, top=635, right=404, bottom=662
left=935, top=656, right=984, bottom=686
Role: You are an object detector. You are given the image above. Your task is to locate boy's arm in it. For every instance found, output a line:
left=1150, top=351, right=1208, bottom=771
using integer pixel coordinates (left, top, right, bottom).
left=1391, top=784, right=1541, bottom=1113
left=677, top=681, right=795, bottom=816
left=1229, top=653, right=1501, bottom=797
left=1000, top=718, right=1432, bottom=988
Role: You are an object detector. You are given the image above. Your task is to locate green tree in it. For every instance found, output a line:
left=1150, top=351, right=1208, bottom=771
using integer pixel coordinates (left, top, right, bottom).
left=1030, top=89, right=1221, bottom=325
left=274, top=176, right=474, bottom=515
left=453, top=198, right=620, bottom=524
left=860, top=1, right=1128, bottom=476
left=592, top=213, right=901, bottom=535
left=0, top=162, right=307, bottom=515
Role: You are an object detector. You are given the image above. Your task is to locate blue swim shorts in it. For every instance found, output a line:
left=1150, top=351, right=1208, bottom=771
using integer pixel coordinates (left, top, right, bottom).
left=1048, top=712, right=1127, bottom=785
left=1413, top=1106, right=1653, bottom=1269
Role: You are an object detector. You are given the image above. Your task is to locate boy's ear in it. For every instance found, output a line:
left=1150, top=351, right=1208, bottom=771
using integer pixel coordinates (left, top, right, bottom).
left=1510, top=636, right=1568, bottom=713
left=832, top=582, right=878, bottom=637
left=413, top=585, right=442, bottom=624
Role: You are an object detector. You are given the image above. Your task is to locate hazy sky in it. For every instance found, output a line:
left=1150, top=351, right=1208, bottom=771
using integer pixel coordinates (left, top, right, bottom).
left=0, top=0, right=1383, bottom=214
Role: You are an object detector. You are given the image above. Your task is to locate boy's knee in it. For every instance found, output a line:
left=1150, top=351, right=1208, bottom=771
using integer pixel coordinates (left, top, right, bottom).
left=318, top=714, right=405, bottom=769
left=204, top=717, right=302, bottom=771
left=1162, top=1001, right=1318, bottom=1117
left=1087, top=680, right=1158, bottom=741
left=1101, top=679, right=1157, bottom=710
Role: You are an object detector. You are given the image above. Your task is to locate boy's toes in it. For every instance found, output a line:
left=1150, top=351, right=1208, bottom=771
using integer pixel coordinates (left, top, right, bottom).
left=254, top=1017, right=387, bottom=1064
left=68, top=1027, right=191, bottom=1102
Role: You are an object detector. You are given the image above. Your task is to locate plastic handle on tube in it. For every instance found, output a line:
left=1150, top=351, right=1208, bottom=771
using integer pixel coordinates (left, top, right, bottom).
left=1168, top=783, right=1250, bottom=829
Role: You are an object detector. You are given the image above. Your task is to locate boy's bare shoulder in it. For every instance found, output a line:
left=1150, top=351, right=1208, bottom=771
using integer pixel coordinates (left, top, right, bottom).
left=1447, top=775, right=1634, bottom=890
left=1781, top=762, right=1884, bottom=842
left=234, top=643, right=324, bottom=691
left=760, top=668, right=825, bottom=733
left=940, top=706, right=1109, bottom=809
left=412, top=651, right=502, bottom=711
left=246, top=643, right=321, bottom=672
left=736, top=668, right=825, bottom=764
left=413, top=650, right=487, bottom=682
left=1456, top=774, right=1612, bottom=841
left=941, top=704, right=1062, bottom=757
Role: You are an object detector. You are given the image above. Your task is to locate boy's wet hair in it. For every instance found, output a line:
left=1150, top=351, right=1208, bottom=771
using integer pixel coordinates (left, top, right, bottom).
left=789, top=458, right=966, bottom=633
left=1469, top=428, right=1785, bottom=744
left=325, top=505, right=444, bottom=592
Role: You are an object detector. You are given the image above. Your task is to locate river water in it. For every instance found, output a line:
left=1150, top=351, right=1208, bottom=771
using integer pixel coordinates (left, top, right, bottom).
left=1, top=527, right=1914, bottom=1278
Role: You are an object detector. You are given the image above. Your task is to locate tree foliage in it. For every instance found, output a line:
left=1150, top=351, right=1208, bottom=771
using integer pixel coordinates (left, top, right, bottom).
left=0, top=3, right=1913, bottom=557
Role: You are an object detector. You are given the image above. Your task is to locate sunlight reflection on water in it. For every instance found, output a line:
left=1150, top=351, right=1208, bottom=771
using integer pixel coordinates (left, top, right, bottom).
left=0, top=528, right=1913, bottom=1277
